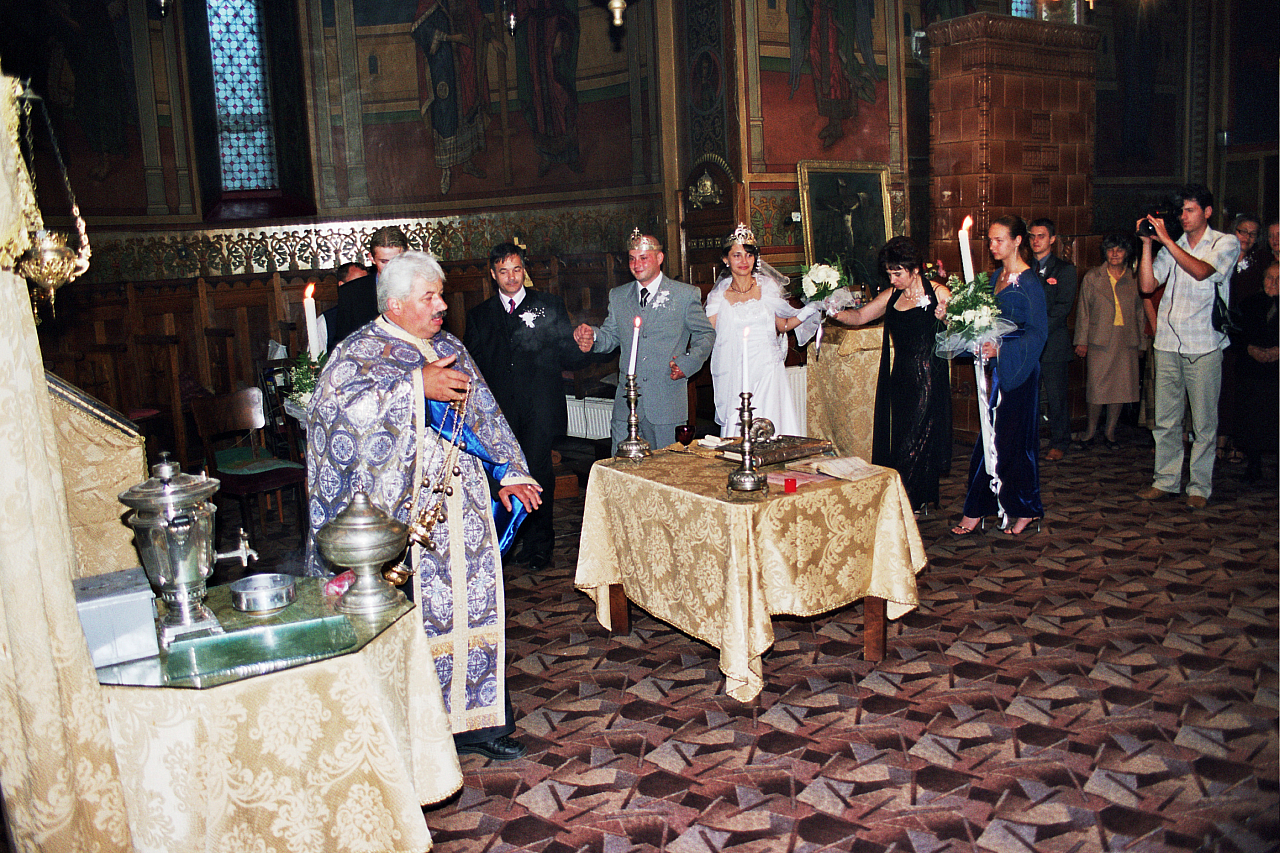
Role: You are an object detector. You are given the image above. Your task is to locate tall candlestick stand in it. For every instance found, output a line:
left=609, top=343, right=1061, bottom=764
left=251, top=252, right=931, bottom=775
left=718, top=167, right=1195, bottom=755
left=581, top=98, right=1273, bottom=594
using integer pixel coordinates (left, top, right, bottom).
left=727, top=391, right=768, bottom=492
left=615, top=373, right=651, bottom=459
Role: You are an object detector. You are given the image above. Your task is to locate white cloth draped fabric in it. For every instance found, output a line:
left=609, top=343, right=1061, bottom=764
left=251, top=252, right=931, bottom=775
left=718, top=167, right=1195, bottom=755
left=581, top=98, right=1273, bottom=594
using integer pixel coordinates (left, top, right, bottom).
left=0, top=77, right=134, bottom=851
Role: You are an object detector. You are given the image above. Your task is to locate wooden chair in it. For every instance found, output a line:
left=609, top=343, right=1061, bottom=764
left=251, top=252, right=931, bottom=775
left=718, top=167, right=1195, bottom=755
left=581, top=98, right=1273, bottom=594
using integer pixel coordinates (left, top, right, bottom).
left=191, top=387, right=306, bottom=547
left=257, top=358, right=302, bottom=463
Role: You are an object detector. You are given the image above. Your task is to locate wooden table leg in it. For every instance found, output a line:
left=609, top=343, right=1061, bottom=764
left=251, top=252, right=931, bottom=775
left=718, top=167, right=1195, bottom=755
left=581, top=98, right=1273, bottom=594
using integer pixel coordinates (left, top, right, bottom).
left=864, top=596, right=886, bottom=662
left=607, top=583, right=630, bottom=635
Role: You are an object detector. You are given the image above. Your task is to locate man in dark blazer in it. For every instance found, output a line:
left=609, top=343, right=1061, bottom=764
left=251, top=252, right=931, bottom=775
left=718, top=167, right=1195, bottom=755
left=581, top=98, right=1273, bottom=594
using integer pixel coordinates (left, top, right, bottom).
left=325, top=225, right=409, bottom=352
left=465, top=242, right=591, bottom=571
left=1030, top=218, right=1078, bottom=461
left=573, top=229, right=716, bottom=453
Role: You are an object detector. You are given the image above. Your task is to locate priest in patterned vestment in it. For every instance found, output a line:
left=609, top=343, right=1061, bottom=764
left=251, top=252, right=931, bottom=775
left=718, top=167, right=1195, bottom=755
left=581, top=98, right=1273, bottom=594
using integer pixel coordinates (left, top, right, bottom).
left=306, top=251, right=541, bottom=761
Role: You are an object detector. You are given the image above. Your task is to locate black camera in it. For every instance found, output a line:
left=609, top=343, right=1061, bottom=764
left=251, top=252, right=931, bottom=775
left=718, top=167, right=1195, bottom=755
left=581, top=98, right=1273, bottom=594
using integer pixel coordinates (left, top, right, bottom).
left=1137, top=206, right=1182, bottom=240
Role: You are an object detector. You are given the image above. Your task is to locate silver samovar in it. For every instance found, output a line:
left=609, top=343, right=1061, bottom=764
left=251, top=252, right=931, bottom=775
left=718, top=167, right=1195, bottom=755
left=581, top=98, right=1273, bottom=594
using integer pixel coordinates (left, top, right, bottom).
left=119, top=453, right=224, bottom=647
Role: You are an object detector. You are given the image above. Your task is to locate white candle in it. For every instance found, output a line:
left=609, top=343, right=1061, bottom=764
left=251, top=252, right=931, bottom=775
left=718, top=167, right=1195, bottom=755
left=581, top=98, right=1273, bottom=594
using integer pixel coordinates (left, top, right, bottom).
left=303, top=282, right=321, bottom=360
left=741, top=327, right=750, bottom=395
left=959, top=215, right=975, bottom=284
left=627, top=315, right=641, bottom=376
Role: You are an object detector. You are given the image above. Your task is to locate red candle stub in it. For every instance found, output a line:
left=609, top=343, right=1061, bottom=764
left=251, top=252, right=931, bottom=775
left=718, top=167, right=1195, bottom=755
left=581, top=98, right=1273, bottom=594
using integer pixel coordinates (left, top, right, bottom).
left=784, top=478, right=797, bottom=493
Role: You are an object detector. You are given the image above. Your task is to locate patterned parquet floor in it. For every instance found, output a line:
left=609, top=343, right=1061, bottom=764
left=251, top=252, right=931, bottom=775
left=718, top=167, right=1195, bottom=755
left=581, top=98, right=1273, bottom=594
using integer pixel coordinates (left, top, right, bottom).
left=233, top=428, right=1278, bottom=853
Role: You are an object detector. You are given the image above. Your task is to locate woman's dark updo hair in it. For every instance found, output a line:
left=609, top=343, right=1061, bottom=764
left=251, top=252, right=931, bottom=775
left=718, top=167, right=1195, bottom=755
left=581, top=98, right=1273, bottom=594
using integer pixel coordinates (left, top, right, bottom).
left=1100, top=233, right=1134, bottom=263
left=991, top=214, right=1037, bottom=269
left=878, top=236, right=923, bottom=273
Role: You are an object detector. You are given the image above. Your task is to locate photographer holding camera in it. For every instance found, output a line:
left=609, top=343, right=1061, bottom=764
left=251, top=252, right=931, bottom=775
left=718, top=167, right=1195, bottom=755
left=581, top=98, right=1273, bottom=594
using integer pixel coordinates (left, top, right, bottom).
left=1135, top=184, right=1240, bottom=509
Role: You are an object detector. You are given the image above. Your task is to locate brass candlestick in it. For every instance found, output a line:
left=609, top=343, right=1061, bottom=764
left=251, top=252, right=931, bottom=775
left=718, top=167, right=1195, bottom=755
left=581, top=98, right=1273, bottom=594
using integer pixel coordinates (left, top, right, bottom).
left=727, top=391, right=768, bottom=492
left=615, top=373, right=651, bottom=460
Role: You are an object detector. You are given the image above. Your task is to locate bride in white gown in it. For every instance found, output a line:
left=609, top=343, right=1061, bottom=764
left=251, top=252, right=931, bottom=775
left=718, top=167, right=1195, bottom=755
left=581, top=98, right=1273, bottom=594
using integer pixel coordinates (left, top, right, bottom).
left=706, top=224, right=820, bottom=437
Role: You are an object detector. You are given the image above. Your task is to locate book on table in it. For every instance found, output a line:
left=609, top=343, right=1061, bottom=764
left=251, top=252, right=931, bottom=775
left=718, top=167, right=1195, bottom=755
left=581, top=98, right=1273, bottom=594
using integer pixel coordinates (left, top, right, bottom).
left=717, top=435, right=834, bottom=467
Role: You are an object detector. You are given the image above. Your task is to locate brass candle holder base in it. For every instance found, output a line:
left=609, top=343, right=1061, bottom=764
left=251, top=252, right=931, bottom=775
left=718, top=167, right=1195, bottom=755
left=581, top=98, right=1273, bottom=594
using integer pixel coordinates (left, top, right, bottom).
left=727, top=391, right=768, bottom=493
left=615, top=374, right=651, bottom=460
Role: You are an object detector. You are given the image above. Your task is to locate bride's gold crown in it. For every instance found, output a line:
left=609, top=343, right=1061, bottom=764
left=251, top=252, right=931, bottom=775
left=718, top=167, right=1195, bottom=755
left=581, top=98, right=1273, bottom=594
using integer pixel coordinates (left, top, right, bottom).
left=627, top=228, right=663, bottom=252
left=727, top=222, right=756, bottom=246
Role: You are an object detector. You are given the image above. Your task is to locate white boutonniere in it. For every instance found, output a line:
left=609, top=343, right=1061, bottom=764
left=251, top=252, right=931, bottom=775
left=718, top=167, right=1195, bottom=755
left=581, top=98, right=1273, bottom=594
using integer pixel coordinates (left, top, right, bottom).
left=518, top=308, right=542, bottom=328
left=651, top=289, right=670, bottom=308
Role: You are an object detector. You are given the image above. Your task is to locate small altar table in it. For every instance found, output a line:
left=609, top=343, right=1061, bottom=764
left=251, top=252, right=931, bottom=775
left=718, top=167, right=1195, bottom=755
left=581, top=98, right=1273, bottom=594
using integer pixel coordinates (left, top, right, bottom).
left=575, top=451, right=927, bottom=701
left=98, top=581, right=462, bottom=853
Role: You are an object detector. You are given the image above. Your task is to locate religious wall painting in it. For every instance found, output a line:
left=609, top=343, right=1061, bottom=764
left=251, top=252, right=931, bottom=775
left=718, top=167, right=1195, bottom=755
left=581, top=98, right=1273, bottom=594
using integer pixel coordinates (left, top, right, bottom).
left=412, top=0, right=494, bottom=195
left=0, top=0, right=164, bottom=218
left=514, top=0, right=582, bottom=178
left=787, top=0, right=879, bottom=149
left=798, top=161, right=891, bottom=294
left=748, top=189, right=802, bottom=249
left=685, top=0, right=728, bottom=161
left=324, top=0, right=633, bottom=207
left=753, top=0, right=891, bottom=171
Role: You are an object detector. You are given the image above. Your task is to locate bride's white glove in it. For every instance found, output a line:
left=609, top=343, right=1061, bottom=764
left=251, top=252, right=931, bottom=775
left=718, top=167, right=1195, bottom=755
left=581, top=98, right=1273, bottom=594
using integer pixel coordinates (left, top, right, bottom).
left=797, top=302, right=823, bottom=323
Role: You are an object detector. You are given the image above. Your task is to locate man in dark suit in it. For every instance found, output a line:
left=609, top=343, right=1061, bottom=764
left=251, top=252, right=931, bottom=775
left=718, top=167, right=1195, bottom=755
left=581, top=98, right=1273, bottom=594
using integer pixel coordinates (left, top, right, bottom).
left=465, top=242, right=590, bottom=571
left=1030, top=218, right=1078, bottom=462
left=325, top=226, right=409, bottom=352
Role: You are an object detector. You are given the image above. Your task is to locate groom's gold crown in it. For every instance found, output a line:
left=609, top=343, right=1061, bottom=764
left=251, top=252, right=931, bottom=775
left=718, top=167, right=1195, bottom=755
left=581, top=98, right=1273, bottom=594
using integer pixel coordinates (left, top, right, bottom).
left=627, top=228, right=663, bottom=252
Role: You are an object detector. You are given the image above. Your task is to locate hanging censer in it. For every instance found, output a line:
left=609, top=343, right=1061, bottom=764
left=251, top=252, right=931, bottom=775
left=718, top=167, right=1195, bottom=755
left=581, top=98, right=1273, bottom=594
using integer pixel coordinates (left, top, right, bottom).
left=383, top=386, right=474, bottom=586
left=15, top=80, right=91, bottom=321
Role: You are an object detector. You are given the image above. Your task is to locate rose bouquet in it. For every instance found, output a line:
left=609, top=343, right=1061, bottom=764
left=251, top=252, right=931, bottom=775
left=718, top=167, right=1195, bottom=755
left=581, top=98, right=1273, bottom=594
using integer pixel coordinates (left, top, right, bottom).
left=934, top=272, right=1016, bottom=359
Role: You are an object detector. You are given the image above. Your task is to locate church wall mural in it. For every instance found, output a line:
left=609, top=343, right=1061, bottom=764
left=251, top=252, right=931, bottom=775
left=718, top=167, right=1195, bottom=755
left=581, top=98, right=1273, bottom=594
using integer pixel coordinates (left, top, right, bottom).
left=2, top=0, right=666, bottom=281
left=737, top=0, right=908, bottom=281
left=307, top=0, right=651, bottom=209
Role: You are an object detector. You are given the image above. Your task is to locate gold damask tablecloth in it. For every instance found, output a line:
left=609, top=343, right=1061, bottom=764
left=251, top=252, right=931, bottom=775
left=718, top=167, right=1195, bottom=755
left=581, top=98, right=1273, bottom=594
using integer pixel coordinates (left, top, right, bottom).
left=100, top=609, right=462, bottom=853
left=575, top=451, right=926, bottom=701
left=806, top=324, right=885, bottom=459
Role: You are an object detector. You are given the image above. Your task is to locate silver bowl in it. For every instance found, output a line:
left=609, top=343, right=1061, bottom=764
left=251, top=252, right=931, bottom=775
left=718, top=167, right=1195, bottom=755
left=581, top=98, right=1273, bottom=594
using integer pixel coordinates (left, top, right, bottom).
left=229, top=574, right=297, bottom=614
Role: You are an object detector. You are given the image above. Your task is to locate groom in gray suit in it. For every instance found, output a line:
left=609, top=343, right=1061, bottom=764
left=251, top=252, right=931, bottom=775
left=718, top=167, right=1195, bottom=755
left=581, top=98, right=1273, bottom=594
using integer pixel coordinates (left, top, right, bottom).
left=574, top=229, right=716, bottom=452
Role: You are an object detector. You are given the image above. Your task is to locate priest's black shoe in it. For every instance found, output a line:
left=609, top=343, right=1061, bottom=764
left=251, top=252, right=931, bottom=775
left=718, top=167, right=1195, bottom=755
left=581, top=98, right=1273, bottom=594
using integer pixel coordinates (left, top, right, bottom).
left=456, top=735, right=527, bottom=761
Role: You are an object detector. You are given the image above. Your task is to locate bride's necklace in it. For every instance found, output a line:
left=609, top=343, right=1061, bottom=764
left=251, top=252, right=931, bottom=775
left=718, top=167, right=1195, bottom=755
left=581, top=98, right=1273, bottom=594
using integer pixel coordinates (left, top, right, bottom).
left=729, top=279, right=756, bottom=294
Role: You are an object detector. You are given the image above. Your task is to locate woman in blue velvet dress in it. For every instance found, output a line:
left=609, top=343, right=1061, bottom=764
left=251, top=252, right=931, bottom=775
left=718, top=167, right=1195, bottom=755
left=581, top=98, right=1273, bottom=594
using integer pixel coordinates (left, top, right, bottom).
left=948, top=215, right=1048, bottom=537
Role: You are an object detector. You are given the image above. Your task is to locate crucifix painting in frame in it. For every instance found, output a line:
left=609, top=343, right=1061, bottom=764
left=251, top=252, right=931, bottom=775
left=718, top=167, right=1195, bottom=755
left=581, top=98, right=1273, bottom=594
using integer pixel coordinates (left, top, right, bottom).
left=798, top=161, right=893, bottom=296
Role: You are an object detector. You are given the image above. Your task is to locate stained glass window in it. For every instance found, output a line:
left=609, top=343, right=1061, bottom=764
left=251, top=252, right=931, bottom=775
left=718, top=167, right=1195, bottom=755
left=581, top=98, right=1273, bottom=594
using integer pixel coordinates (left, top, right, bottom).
left=206, top=0, right=278, bottom=191
left=1011, top=0, right=1036, bottom=16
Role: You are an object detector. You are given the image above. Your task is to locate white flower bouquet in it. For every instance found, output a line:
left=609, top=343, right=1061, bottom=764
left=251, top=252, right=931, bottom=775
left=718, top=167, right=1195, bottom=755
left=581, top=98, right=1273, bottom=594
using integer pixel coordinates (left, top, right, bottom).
left=799, top=261, right=858, bottom=311
left=934, top=272, right=1016, bottom=359
left=287, top=351, right=325, bottom=409
left=794, top=260, right=857, bottom=349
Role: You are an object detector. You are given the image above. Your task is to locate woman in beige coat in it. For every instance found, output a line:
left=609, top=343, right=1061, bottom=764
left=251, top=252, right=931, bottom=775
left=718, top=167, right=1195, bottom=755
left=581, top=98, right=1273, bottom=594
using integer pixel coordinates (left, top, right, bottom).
left=1073, top=234, right=1145, bottom=450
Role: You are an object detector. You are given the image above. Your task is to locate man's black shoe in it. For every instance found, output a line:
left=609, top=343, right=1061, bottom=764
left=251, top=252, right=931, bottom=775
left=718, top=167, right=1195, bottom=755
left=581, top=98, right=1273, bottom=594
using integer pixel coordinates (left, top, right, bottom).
left=526, top=551, right=552, bottom=572
left=456, top=735, right=527, bottom=761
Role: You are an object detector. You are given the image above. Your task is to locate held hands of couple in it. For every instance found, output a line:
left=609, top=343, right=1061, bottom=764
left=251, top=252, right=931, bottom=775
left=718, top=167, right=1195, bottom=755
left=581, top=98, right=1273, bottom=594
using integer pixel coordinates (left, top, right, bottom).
left=422, top=354, right=470, bottom=402
left=573, top=323, right=595, bottom=352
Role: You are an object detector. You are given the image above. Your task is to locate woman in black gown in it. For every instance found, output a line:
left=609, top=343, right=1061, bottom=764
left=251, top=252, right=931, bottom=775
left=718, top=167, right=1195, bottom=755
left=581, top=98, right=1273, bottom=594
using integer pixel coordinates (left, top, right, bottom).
left=831, top=237, right=952, bottom=511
